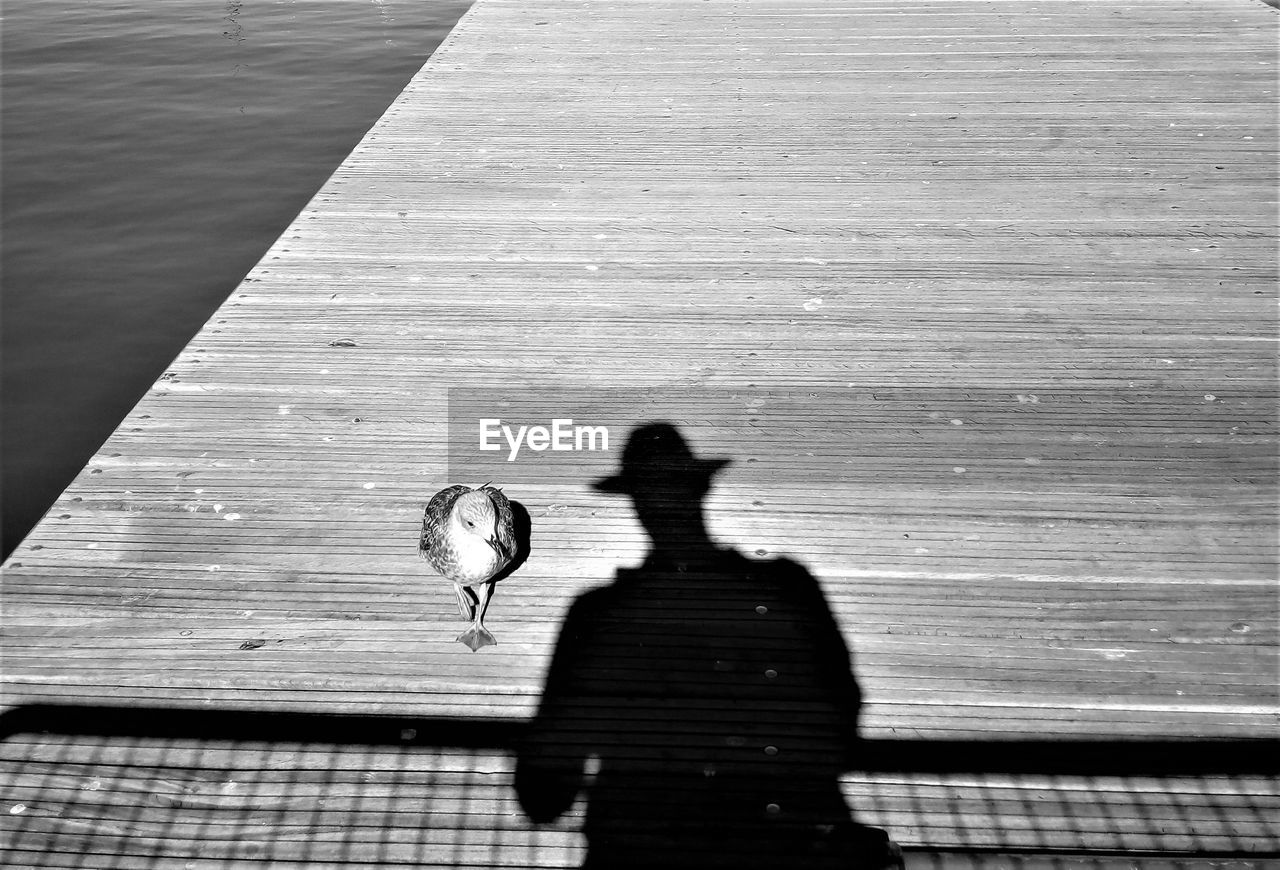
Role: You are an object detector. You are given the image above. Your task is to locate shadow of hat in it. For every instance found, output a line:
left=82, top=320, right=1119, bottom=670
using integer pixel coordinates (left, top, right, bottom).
left=593, top=423, right=731, bottom=495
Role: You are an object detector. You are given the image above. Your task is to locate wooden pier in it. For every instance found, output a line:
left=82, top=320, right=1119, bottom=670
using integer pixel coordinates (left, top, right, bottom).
left=2, top=0, right=1277, bottom=866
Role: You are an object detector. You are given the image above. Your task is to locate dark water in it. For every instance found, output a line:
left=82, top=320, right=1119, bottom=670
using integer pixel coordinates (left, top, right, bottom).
left=1, top=0, right=471, bottom=557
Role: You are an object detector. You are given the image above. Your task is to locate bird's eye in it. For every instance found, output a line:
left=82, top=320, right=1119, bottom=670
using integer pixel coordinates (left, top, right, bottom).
left=466, top=521, right=474, bottom=527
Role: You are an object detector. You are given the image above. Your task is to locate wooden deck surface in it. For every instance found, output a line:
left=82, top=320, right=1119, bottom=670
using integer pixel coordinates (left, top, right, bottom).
left=2, top=0, right=1277, bottom=866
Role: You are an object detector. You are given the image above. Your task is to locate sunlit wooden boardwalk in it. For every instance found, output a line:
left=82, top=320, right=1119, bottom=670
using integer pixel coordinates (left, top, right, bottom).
left=2, top=0, right=1277, bottom=866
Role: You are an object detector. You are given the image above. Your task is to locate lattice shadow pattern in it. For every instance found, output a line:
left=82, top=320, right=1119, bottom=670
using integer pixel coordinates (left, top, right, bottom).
left=1, top=707, right=1276, bottom=869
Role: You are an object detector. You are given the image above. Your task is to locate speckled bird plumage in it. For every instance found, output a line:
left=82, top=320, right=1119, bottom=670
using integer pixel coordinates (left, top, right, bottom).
left=420, top=484, right=516, bottom=651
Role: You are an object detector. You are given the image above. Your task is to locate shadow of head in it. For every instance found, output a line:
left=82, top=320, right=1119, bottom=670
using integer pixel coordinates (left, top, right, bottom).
left=591, top=421, right=730, bottom=558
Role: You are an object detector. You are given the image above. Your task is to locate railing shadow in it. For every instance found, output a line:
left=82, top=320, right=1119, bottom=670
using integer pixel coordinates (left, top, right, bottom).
left=1, top=703, right=1276, bottom=869
left=3, top=701, right=1274, bottom=774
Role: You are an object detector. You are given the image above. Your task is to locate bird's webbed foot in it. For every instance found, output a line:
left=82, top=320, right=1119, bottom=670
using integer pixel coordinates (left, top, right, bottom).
left=457, top=625, right=497, bottom=652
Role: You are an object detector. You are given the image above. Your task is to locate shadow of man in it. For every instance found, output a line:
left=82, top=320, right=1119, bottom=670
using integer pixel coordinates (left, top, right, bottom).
left=516, top=423, right=901, bottom=869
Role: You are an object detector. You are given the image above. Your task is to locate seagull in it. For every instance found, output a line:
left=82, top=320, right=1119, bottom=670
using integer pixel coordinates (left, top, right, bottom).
left=419, top=484, right=516, bottom=651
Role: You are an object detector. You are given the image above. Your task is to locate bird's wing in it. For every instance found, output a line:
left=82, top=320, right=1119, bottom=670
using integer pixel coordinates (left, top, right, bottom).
left=420, top=485, right=471, bottom=558
left=481, top=485, right=518, bottom=561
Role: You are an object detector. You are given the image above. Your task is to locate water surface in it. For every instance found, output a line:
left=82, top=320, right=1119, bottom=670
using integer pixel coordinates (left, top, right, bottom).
left=2, top=0, right=471, bottom=556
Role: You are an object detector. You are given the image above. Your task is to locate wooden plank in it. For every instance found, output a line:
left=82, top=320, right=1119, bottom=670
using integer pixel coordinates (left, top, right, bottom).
left=2, top=0, right=1277, bottom=865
